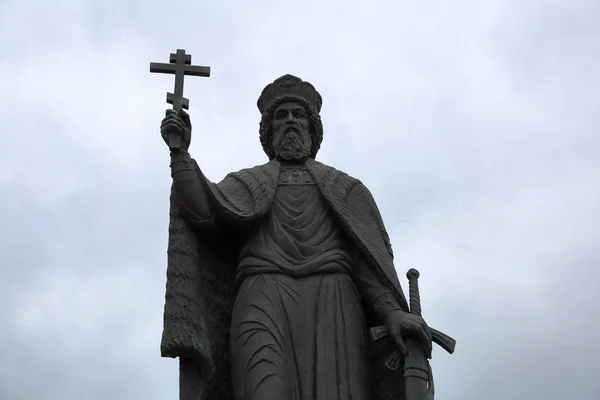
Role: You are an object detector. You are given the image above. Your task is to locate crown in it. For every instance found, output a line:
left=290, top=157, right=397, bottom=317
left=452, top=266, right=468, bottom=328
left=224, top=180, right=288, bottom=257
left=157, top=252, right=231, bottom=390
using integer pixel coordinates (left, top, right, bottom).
left=257, top=74, right=323, bottom=114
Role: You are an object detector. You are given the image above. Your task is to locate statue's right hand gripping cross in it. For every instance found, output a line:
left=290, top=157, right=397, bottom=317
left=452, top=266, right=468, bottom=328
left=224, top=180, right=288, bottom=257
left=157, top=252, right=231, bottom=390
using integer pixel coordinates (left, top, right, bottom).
left=150, top=49, right=210, bottom=150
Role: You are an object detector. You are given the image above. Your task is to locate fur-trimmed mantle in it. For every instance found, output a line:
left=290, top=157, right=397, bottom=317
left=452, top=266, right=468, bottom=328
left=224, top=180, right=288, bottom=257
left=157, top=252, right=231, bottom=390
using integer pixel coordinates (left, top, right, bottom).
left=161, top=158, right=408, bottom=400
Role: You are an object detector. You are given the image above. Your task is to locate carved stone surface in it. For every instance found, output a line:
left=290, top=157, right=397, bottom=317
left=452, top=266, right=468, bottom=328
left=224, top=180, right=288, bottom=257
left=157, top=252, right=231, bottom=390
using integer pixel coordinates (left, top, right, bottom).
left=153, top=64, right=455, bottom=400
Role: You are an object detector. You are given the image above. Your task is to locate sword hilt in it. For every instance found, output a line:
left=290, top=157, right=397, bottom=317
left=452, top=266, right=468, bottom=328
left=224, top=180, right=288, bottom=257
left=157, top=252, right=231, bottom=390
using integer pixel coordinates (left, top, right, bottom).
left=407, top=268, right=422, bottom=317
left=370, top=268, right=456, bottom=354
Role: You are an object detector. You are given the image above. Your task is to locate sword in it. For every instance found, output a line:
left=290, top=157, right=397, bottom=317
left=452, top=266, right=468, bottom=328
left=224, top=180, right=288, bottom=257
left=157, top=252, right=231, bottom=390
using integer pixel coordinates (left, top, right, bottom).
left=370, top=269, right=456, bottom=400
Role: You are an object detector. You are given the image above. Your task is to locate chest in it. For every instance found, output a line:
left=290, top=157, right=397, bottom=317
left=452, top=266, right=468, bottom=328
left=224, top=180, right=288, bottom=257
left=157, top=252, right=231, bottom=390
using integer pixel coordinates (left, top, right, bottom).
left=277, top=166, right=315, bottom=186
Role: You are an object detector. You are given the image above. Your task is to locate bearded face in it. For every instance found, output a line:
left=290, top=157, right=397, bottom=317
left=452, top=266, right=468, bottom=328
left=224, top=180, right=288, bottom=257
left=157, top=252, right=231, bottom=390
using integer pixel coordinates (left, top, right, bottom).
left=271, top=101, right=312, bottom=161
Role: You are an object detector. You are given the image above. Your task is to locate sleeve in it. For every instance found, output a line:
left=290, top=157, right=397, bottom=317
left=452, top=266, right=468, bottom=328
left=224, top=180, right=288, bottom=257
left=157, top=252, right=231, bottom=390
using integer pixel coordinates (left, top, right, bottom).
left=170, top=151, right=218, bottom=230
left=353, top=251, right=403, bottom=320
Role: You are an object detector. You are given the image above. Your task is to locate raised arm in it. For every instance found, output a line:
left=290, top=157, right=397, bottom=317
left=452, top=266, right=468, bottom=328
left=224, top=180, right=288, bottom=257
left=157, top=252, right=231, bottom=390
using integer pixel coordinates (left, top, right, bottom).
left=169, top=151, right=218, bottom=228
left=161, top=109, right=218, bottom=231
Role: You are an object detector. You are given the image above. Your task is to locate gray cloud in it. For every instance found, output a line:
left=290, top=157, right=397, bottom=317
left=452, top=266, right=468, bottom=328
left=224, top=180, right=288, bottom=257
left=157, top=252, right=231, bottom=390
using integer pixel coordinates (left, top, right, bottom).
left=1, top=0, right=599, bottom=399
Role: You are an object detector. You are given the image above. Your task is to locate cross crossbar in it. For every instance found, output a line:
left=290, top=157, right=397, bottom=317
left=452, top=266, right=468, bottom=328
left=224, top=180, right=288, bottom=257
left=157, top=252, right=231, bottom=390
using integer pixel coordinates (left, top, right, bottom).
left=150, top=49, right=211, bottom=150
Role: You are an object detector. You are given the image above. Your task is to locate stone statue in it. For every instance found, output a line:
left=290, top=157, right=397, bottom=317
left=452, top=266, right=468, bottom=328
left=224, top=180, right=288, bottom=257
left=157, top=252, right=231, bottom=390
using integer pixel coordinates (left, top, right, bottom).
left=157, top=72, right=453, bottom=400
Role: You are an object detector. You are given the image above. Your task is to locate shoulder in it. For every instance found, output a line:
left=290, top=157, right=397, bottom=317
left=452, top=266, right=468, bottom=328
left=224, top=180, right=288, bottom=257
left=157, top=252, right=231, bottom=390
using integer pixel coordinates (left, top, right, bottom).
left=226, top=159, right=279, bottom=180
left=307, top=159, right=362, bottom=186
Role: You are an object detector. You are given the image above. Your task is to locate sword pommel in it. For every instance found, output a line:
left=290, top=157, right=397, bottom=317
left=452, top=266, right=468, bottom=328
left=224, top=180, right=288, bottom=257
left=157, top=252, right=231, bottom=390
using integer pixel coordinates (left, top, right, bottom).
left=407, top=268, right=420, bottom=280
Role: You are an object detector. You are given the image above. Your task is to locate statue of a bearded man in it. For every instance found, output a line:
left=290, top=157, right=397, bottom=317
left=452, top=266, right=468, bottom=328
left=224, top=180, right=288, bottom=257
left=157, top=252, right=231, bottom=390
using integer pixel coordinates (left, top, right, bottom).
left=159, top=74, right=432, bottom=400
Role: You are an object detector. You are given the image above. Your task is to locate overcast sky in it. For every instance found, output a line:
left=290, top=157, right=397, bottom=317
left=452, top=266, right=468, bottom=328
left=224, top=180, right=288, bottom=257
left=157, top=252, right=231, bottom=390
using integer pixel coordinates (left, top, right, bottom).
left=1, top=0, right=599, bottom=399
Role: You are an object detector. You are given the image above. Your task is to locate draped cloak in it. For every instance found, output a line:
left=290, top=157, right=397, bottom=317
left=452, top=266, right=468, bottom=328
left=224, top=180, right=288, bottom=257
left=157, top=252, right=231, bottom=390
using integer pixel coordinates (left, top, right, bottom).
left=161, top=157, right=409, bottom=400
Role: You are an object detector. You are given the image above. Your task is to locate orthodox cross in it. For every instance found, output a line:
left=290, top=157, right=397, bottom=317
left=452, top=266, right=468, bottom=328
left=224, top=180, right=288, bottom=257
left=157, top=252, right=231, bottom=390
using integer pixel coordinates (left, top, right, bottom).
left=150, top=49, right=210, bottom=150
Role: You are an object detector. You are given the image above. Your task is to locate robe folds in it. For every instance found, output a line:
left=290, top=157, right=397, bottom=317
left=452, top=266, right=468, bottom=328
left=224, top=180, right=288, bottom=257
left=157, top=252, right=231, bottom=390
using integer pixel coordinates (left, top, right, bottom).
left=161, top=157, right=409, bottom=400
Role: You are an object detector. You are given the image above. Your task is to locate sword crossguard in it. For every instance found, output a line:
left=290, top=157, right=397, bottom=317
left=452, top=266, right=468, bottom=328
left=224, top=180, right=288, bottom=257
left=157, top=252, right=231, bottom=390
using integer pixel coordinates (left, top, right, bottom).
left=370, top=326, right=456, bottom=355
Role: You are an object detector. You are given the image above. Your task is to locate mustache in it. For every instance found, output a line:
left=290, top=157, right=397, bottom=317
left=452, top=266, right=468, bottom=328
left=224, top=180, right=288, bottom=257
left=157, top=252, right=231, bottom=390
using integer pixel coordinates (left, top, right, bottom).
left=282, top=122, right=301, bottom=132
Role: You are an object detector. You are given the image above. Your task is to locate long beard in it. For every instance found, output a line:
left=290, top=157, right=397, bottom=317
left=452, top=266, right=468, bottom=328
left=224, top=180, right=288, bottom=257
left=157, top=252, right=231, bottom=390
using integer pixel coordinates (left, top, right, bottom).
left=273, top=129, right=312, bottom=161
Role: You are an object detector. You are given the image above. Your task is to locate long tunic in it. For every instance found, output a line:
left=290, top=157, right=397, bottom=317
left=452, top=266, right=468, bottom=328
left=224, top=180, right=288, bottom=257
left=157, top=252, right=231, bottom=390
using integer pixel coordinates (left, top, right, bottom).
left=169, top=156, right=403, bottom=400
